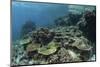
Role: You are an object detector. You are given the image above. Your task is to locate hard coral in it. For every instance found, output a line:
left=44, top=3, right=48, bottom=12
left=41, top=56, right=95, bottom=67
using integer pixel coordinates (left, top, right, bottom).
left=38, top=41, right=59, bottom=55
left=77, top=11, right=96, bottom=42
left=32, top=28, right=55, bottom=45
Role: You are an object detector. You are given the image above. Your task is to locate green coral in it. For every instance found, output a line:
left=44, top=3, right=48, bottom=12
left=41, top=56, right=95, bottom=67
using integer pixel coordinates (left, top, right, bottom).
left=38, top=41, right=59, bottom=55
left=26, top=43, right=41, bottom=52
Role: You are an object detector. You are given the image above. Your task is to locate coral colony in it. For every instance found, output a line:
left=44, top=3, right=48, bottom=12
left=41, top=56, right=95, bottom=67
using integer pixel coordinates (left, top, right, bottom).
left=11, top=1, right=96, bottom=66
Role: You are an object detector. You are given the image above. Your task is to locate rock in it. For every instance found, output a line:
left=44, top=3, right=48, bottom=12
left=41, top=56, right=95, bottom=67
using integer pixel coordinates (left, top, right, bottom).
left=75, top=32, right=82, bottom=37
left=19, top=59, right=28, bottom=65
left=29, top=60, right=34, bottom=64
left=57, top=48, right=71, bottom=62
left=64, top=42, right=69, bottom=46
left=71, top=37, right=92, bottom=51
left=68, top=38, right=75, bottom=44
left=88, top=54, right=96, bottom=61
left=54, top=13, right=82, bottom=26
left=67, top=50, right=80, bottom=61
left=32, top=28, right=55, bottom=45
left=77, top=11, right=96, bottom=42
left=40, top=60, right=48, bottom=64
left=57, top=48, right=81, bottom=62
left=48, top=54, right=59, bottom=63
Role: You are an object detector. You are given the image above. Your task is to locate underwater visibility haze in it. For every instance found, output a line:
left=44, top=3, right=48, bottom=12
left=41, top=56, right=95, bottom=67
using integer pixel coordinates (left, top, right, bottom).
left=12, top=1, right=69, bottom=41
left=11, top=1, right=96, bottom=66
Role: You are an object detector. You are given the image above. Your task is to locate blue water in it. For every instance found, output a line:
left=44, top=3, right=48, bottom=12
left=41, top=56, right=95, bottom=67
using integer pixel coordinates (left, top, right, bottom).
left=12, top=1, right=69, bottom=41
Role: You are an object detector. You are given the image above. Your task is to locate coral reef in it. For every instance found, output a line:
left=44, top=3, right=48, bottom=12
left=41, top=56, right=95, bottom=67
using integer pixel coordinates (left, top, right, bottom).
left=54, top=13, right=82, bottom=26
left=11, top=9, right=96, bottom=66
left=77, top=11, right=96, bottom=42
left=38, top=41, right=59, bottom=55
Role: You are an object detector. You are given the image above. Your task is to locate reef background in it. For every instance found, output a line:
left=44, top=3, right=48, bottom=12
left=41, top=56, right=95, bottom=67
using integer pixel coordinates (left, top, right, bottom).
left=12, top=1, right=69, bottom=41
left=11, top=1, right=96, bottom=66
